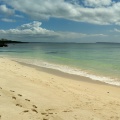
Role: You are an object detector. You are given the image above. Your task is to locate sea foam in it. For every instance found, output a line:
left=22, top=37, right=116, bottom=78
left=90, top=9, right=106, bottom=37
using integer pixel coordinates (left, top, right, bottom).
left=11, top=57, right=120, bottom=86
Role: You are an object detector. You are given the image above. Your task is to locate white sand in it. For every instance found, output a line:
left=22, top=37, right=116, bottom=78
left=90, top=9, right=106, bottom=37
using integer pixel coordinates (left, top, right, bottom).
left=0, top=57, right=120, bottom=120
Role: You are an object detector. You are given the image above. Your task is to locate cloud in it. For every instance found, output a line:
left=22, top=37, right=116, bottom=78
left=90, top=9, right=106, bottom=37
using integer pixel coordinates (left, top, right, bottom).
left=0, top=21, right=106, bottom=41
left=2, top=0, right=120, bottom=25
left=1, top=18, right=15, bottom=22
left=0, top=21, right=55, bottom=35
left=114, top=28, right=120, bottom=32
left=83, top=0, right=113, bottom=7
left=0, top=4, right=14, bottom=15
left=65, top=0, right=80, bottom=5
left=14, top=14, right=24, bottom=18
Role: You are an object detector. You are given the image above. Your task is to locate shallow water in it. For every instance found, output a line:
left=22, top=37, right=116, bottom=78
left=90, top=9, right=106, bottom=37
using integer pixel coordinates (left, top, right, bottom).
left=0, top=42, right=120, bottom=86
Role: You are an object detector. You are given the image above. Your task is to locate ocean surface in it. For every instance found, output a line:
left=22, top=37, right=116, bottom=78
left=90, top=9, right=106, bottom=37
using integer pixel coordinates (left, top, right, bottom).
left=0, top=42, right=120, bottom=86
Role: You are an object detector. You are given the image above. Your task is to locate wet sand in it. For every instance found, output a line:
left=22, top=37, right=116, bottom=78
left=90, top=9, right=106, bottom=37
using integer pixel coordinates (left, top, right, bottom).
left=0, top=57, right=120, bottom=120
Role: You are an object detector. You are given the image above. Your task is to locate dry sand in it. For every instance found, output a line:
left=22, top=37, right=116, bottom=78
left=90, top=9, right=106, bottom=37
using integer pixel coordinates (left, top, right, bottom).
left=0, top=57, right=120, bottom=120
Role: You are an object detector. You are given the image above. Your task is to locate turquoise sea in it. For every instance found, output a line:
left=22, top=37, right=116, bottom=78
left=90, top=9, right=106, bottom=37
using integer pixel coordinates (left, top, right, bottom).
left=0, top=42, right=120, bottom=86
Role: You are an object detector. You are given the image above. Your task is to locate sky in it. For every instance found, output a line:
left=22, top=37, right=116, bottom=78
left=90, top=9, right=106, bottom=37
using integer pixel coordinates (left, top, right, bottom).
left=0, top=0, right=120, bottom=43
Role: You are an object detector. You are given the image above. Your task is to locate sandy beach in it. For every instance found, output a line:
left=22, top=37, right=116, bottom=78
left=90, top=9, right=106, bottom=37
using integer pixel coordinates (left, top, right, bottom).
left=0, top=57, right=120, bottom=120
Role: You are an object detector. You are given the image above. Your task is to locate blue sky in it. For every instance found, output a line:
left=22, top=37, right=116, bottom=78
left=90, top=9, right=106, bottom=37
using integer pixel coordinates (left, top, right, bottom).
left=0, top=0, right=120, bottom=43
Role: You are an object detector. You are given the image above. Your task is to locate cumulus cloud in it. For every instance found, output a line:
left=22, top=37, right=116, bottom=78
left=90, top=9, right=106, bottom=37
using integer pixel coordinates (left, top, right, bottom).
left=0, top=21, right=55, bottom=35
left=0, top=4, right=14, bottom=15
left=2, top=0, right=120, bottom=25
left=0, top=21, right=106, bottom=41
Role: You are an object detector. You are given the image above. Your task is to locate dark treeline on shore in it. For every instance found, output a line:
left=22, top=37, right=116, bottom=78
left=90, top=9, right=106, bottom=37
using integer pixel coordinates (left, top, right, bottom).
left=0, top=38, right=28, bottom=47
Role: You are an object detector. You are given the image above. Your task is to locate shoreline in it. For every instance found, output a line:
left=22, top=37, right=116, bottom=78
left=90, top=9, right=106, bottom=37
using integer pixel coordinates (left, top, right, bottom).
left=16, top=60, right=119, bottom=87
left=2, top=55, right=120, bottom=86
left=18, top=61, right=109, bottom=85
left=0, top=57, right=120, bottom=120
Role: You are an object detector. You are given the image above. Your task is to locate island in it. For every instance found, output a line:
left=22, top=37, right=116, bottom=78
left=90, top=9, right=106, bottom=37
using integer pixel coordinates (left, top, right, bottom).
left=0, top=38, right=28, bottom=47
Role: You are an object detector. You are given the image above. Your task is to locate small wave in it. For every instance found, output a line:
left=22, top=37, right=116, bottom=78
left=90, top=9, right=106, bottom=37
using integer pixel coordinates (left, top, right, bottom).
left=46, top=51, right=66, bottom=54
left=9, top=57, right=120, bottom=86
left=46, top=51, right=58, bottom=54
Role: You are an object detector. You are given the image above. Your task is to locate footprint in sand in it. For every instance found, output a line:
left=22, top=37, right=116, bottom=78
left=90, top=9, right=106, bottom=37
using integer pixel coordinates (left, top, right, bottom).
left=18, top=94, right=22, bottom=97
left=46, top=108, right=54, bottom=111
left=46, top=114, right=49, bottom=117
left=41, top=113, right=47, bottom=115
left=25, top=99, right=30, bottom=102
left=31, top=109, right=38, bottom=113
left=63, top=110, right=72, bottom=113
left=23, top=110, right=29, bottom=113
left=63, top=110, right=68, bottom=112
left=10, top=90, right=15, bottom=92
left=16, top=104, right=22, bottom=107
left=0, top=87, right=2, bottom=89
left=12, top=96, right=16, bottom=100
left=32, top=105, right=37, bottom=108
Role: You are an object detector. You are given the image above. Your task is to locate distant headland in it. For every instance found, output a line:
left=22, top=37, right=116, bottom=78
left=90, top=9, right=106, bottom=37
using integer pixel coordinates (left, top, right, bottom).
left=0, top=38, right=28, bottom=47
